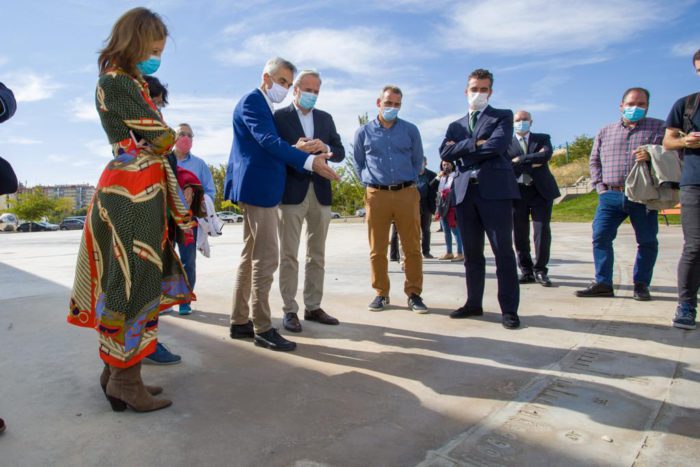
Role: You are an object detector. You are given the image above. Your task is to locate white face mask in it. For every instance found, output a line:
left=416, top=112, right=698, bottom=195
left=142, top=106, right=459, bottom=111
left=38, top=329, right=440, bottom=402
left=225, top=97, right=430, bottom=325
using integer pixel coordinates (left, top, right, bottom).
left=266, top=80, right=289, bottom=103
left=468, top=92, right=489, bottom=111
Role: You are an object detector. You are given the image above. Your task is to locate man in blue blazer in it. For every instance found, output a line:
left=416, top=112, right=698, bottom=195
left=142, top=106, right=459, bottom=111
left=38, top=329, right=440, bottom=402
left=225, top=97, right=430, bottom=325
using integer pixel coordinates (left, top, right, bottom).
left=224, top=58, right=339, bottom=352
left=274, top=70, right=345, bottom=333
left=507, top=110, right=561, bottom=287
left=439, top=69, right=521, bottom=329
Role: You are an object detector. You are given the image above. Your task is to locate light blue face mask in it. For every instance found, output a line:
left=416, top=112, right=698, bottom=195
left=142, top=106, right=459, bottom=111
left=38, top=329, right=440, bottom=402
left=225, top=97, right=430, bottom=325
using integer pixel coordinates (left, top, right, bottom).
left=382, top=106, right=399, bottom=121
left=514, top=120, right=531, bottom=133
left=622, top=106, right=646, bottom=122
left=137, top=56, right=161, bottom=76
left=299, top=91, right=318, bottom=110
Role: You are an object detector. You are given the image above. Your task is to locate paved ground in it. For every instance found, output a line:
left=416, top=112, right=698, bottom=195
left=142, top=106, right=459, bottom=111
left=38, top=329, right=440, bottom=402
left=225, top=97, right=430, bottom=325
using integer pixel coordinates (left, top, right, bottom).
left=0, top=221, right=698, bottom=467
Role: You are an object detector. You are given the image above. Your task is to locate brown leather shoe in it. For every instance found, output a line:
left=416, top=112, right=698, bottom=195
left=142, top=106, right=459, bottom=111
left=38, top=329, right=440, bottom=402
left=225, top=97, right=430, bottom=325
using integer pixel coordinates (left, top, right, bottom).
left=100, top=364, right=162, bottom=396
left=283, top=312, right=302, bottom=333
left=304, top=308, right=339, bottom=325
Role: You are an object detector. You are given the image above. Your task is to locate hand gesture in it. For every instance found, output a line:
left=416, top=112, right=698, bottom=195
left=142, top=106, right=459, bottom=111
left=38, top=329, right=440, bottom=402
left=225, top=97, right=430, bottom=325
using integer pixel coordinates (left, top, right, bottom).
left=633, top=147, right=650, bottom=162
left=311, top=153, right=340, bottom=181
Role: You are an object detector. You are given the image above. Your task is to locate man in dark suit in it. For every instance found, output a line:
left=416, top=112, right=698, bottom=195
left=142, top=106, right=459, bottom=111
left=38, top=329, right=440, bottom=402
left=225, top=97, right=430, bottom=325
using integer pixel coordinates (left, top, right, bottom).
left=507, top=110, right=561, bottom=287
left=439, top=69, right=521, bottom=329
left=224, top=57, right=339, bottom=352
left=274, top=70, right=345, bottom=333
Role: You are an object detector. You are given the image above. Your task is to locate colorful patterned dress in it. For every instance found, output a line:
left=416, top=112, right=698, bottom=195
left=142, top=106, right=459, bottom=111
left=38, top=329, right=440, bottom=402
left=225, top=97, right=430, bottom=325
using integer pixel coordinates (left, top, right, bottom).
left=68, top=69, right=195, bottom=368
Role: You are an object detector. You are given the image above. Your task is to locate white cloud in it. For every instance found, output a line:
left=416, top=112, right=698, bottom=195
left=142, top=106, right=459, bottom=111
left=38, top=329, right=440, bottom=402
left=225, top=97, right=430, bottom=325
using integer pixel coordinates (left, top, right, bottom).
left=3, top=72, right=63, bottom=102
left=416, top=113, right=463, bottom=155
left=444, top=0, right=665, bottom=55
left=218, top=27, right=417, bottom=76
left=671, top=39, right=700, bottom=57
left=70, top=97, right=99, bottom=122
left=498, top=55, right=610, bottom=73
left=6, top=137, right=41, bottom=145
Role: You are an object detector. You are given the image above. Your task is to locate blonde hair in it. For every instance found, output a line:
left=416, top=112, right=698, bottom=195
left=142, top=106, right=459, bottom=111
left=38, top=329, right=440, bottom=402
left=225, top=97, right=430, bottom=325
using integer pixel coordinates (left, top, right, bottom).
left=98, top=7, right=168, bottom=76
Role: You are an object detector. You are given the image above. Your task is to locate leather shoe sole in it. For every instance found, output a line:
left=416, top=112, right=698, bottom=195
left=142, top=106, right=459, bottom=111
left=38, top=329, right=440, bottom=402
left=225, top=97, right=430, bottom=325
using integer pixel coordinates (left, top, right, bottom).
left=633, top=293, right=651, bottom=302
left=575, top=290, right=614, bottom=298
left=502, top=314, right=521, bottom=329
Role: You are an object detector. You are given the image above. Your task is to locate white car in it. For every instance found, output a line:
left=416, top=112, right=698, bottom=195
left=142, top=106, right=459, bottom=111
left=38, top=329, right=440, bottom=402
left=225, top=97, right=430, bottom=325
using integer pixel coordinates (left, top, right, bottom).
left=0, top=213, right=18, bottom=232
left=217, top=211, right=243, bottom=223
left=331, top=211, right=341, bottom=219
left=355, top=208, right=366, bottom=217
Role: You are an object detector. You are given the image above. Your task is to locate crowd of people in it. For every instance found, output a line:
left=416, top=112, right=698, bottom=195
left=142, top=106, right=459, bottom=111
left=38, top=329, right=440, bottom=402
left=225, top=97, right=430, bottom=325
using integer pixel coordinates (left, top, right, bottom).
left=0, top=7, right=698, bottom=419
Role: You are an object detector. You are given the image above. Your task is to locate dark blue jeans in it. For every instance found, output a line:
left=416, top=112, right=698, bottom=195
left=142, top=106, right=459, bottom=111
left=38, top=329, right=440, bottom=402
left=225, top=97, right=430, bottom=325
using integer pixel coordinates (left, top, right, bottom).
left=678, top=185, right=700, bottom=308
left=177, top=228, right=198, bottom=303
left=592, top=191, right=658, bottom=286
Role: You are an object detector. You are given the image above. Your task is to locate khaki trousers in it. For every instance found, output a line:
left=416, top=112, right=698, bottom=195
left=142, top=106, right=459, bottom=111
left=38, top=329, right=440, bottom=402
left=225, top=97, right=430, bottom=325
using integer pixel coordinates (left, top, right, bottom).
left=230, top=202, right=279, bottom=333
left=278, top=185, right=331, bottom=314
left=366, top=186, right=423, bottom=297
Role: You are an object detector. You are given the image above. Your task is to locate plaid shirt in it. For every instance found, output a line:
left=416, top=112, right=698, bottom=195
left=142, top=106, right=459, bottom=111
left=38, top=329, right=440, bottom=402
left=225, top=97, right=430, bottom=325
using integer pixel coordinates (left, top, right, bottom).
left=589, top=117, right=665, bottom=193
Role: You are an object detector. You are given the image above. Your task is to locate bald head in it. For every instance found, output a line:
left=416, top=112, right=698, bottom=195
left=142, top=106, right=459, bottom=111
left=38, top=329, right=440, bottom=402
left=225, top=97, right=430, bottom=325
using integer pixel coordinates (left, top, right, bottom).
left=514, top=110, right=531, bottom=121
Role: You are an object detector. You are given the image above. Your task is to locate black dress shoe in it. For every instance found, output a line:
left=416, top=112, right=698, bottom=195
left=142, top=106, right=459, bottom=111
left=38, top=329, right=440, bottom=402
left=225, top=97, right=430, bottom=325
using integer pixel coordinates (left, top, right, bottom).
left=423, top=252, right=434, bottom=259
left=519, top=273, right=536, bottom=284
left=575, top=281, right=614, bottom=297
left=633, top=282, right=651, bottom=301
left=254, top=328, right=297, bottom=352
left=304, top=308, right=339, bottom=325
left=502, top=313, right=521, bottom=329
left=283, top=312, right=302, bottom=332
left=535, top=272, right=552, bottom=287
left=450, top=305, right=484, bottom=319
left=230, top=320, right=254, bottom=339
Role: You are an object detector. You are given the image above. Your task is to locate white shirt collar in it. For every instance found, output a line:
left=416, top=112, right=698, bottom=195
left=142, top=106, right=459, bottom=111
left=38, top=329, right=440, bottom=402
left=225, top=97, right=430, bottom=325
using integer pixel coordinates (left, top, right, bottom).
left=517, top=131, right=530, bottom=142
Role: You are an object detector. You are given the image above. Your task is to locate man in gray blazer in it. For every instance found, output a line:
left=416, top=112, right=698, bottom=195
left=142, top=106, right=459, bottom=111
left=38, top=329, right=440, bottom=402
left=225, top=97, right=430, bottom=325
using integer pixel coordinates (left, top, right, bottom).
left=274, top=70, right=345, bottom=333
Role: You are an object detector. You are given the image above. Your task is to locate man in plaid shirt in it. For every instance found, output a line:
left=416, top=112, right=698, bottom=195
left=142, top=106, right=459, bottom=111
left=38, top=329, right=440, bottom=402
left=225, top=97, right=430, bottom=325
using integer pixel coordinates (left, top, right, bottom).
left=576, top=87, right=665, bottom=300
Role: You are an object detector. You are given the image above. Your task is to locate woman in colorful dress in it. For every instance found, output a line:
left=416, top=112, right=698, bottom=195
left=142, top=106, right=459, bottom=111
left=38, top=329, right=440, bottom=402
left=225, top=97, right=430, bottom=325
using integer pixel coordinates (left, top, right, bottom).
left=67, top=7, right=194, bottom=413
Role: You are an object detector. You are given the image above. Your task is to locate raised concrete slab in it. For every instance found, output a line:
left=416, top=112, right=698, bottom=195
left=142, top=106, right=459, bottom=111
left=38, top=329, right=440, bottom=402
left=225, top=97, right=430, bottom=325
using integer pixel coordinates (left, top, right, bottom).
left=0, top=222, right=697, bottom=466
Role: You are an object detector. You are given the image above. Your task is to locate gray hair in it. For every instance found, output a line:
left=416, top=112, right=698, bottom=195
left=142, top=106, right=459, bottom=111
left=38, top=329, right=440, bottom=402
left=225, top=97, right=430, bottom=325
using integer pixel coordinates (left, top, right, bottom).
left=294, top=69, right=321, bottom=88
left=177, top=123, right=194, bottom=136
left=263, top=57, right=297, bottom=78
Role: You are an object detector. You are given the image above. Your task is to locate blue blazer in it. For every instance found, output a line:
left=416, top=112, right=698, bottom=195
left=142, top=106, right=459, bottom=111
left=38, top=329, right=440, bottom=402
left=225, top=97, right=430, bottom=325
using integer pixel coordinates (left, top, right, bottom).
left=439, top=106, right=520, bottom=200
left=274, top=104, right=345, bottom=206
left=224, top=89, right=309, bottom=208
left=506, top=132, right=561, bottom=201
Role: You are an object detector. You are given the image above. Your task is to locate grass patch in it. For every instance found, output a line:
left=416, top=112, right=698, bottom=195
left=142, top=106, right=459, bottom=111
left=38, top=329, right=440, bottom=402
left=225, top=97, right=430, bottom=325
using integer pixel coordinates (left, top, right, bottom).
left=552, top=191, right=681, bottom=225
left=552, top=191, right=598, bottom=222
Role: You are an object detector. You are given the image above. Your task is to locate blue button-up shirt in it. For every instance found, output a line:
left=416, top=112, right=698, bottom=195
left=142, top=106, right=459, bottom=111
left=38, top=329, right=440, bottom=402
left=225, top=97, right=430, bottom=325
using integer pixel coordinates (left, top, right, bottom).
left=176, top=152, right=216, bottom=199
left=353, top=118, right=424, bottom=186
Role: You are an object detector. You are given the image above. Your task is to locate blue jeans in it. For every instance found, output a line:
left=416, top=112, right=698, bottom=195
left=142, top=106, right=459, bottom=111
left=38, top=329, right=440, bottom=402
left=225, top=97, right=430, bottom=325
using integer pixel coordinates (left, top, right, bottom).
left=592, top=191, right=658, bottom=286
left=177, top=228, right=198, bottom=303
left=441, top=217, right=463, bottom=254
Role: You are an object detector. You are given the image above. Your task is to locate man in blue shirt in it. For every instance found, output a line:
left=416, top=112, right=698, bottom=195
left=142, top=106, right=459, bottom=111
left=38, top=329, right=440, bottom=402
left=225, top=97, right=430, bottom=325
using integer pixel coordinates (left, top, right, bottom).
left=353, top=85, right=428, bottom=313
left=173, top=123, right=215, bottom=316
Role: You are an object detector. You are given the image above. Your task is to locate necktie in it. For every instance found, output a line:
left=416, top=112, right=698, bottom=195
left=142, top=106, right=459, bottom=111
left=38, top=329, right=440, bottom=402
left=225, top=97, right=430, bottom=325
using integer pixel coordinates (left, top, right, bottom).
left=520, top=137, right=528, bottom=154
left=469, top=111, right=479, bottom=132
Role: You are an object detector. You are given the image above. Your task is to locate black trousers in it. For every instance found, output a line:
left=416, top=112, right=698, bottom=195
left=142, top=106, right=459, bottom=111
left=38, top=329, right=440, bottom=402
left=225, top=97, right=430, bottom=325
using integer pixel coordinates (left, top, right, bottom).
left=391, top=209, right=433, bottom=259
left=456, top=186, right=519, bottom=315
left=678, top=185, right=700, bottom=308
left=512, top=185, right=553, bottom=274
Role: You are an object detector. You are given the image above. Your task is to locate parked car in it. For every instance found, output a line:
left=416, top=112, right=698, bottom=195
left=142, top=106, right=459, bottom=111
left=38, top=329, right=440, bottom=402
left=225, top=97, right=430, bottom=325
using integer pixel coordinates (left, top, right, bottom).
left=331, top=211, right=341, bottom=219
left=0, top=213, right=18, bottom=232
left=355, top=208, right=366, bottom=217
left=59, top=218, right=85, bottom=230
left=17, top=221, right=59, bottom=232
left=217, top=211, right=243, bottom=223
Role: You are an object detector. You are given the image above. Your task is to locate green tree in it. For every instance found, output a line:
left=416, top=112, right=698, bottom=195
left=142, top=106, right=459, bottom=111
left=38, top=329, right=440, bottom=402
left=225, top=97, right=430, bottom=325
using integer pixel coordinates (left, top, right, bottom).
left=11, top=188, right=57, bottom=223
left=49, top=197, right=75, bottom=223
left=550, top=134, right=594, bottom=167
left=208, top=163, right=241, bottom=213
left=329, top=113, right=369, bottom=215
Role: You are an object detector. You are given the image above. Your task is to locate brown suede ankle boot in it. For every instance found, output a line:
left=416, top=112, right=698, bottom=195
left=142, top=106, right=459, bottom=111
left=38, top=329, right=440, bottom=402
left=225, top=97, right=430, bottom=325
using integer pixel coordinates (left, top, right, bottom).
left=100, top=364, right=162, bottom=396
left=105, top=362, right=171, bottom=412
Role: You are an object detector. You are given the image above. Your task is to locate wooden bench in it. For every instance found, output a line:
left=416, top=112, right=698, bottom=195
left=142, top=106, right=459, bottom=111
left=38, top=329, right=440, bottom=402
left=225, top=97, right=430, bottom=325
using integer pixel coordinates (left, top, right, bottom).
left=659, top=204, right=681, bottom=226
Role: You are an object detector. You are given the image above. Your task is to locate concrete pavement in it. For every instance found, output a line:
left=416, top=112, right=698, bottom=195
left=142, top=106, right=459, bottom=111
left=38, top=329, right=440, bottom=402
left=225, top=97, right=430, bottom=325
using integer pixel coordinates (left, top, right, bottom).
left=0, top=221, right=698, bottom=466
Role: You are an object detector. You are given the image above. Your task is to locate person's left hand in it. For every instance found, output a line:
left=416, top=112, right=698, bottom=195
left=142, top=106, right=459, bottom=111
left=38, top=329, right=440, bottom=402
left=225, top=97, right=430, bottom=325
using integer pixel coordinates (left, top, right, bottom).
left=184, top=186, right=194, bottom=205
left=476, top=139, right=487, bottom=147
left=634, top=147, right=650, bottom=162
left=511, top=156, right=521, bottom=164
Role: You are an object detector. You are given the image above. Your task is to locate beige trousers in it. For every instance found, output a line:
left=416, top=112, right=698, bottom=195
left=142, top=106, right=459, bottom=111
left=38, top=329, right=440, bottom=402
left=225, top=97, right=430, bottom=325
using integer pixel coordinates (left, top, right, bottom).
left=278, top=185, right=331, bottom=314
left=230, top=202, right=279, bottom=333
left=366, top=186, right=423, bottom=297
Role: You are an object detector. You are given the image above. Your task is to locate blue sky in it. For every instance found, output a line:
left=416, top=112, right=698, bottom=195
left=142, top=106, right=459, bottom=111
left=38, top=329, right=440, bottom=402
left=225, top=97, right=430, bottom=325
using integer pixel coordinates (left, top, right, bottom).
left=1, top=0, right=699, bottom=186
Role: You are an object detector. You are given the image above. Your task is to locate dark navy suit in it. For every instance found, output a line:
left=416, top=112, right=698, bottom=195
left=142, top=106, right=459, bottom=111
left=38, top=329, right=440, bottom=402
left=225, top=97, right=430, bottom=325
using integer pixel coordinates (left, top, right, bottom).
left=274, top=104, right=345, bottom=206
left=440, top=105, right=520, bottom=315
left=507, top=132, right=560, bottom=275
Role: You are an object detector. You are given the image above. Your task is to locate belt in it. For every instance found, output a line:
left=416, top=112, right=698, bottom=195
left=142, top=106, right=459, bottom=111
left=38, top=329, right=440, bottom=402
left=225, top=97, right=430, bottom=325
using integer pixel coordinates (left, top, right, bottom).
left=367, top=181, right=415, bottom=191
left=608, top=186, right=625, bottom=192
